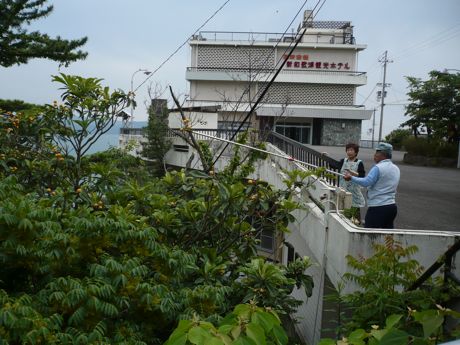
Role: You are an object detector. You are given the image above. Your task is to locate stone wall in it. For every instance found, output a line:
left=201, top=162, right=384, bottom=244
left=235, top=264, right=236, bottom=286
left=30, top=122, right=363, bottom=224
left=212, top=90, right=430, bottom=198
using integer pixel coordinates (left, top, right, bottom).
left=320, top=119, right=361, bottom=146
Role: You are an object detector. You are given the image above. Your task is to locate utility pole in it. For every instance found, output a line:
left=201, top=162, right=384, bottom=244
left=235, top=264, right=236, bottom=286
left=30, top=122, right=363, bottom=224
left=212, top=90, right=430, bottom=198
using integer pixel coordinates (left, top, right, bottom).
left=378, top=51, right=392, bottom=142
left=371, top=108, right=376, bottom=148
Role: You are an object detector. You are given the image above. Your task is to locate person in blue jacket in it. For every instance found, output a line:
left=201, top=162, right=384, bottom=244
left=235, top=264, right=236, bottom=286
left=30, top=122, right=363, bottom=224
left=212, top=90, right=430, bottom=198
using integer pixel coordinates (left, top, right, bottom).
left=344, top=142, right=400, bottom=229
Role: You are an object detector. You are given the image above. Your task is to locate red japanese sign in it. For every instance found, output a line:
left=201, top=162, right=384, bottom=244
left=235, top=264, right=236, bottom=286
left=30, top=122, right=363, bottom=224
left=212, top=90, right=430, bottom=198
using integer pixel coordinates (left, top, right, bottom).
left=282, top=54, right=351, bottom=70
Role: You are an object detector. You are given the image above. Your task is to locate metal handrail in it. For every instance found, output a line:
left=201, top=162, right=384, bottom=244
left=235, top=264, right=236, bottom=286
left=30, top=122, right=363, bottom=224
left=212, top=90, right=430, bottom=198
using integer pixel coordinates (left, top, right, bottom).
left=266, top=131, right=340, bottom=186
left=407, top=239, right=460, bottom=291
left=167, top=128, right=340, bottom=185
left=167, top=128, right=244, bottom=140
left=120, top=127, right=144, bottom=135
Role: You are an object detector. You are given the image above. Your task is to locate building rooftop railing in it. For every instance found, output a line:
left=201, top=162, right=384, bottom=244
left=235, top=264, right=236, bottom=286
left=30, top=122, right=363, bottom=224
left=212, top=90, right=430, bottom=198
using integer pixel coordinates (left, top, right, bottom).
left=192, top=30, right=355, bottom=45
left=120, top=127, right=144, bottom=136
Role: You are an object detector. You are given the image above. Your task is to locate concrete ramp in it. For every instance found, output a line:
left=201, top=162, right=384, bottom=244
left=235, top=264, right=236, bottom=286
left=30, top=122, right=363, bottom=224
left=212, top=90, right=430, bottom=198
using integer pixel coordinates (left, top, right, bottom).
left=164, top=136, right=460, bottom=344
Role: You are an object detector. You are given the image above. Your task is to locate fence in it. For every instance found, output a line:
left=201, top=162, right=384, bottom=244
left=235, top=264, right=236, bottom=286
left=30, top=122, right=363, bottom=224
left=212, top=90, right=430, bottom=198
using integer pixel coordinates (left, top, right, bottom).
left=359, top=139, right=378, bottom=149
left=168, top=128, right=341, bottom=185
left=266, top=131, right=340, bottom=186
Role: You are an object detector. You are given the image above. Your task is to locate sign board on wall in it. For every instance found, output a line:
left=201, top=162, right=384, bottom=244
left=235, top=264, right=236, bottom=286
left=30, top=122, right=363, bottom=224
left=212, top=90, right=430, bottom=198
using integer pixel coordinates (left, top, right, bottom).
left=169, top=112, right=218, bottom=129
left=282, top=53, right=351, bottom=70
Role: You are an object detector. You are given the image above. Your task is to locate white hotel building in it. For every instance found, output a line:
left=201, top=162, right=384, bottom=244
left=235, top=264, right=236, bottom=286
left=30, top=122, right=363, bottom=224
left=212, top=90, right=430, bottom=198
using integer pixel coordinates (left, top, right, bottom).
left=179, top=11, right=372, bottom=146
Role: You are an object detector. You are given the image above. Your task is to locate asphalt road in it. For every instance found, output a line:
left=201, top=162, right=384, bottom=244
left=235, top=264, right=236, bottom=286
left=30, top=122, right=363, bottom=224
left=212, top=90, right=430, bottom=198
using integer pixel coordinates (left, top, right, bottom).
left=314, top=145, right=460, bottom=232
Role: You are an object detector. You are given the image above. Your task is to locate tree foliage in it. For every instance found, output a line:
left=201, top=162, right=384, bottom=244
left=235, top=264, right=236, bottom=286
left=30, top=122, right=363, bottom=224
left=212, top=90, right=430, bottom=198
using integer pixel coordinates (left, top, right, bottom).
left=402, top=70, right=460, bottom=143
left=0, top=0, right=88, bottom=67
left=0, top=76, right=315, bottom=343
left=0, top=99, right=44, bottom=114
left=165, top=302, right=289, bottom=345
left=141, top=100, right=171, bottom=165
left=41, top=74, right=130, bottom=191
left=384, top=129, right=411, bottom=150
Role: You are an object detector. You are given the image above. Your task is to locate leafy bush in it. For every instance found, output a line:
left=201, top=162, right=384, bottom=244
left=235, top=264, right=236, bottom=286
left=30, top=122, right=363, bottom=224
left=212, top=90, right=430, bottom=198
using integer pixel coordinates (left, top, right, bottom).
left=403, top=137, right=457, bottom=158
left=341, top=237, right=459, bottom=335
left=165, top=303, right=289, bottom=345
left=320, top=308, right=460, bottom=345
left=384, top=129, right=411, bottom=150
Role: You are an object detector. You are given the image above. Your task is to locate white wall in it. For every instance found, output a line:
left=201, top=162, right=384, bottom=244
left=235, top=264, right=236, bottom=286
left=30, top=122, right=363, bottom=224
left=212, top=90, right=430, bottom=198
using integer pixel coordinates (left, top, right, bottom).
left=169, top=111, right=218, bottom=129
left=190, top=80, right=256, bottom=102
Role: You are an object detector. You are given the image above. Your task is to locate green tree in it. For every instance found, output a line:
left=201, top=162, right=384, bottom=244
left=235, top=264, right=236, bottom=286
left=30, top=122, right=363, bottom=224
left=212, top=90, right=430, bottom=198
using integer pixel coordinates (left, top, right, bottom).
left=0, top=0, right=87, bottom=67
left=0, top=103, right=58, bottom=192
left=402, top=70, right=460, bottom=143
left=45, top=73, right=130, bottom=190
left=0, top=99, right=44, bottom=113
left=141, top=99, right=171, bottom=166
left=384, top=129, right=411, bottom=150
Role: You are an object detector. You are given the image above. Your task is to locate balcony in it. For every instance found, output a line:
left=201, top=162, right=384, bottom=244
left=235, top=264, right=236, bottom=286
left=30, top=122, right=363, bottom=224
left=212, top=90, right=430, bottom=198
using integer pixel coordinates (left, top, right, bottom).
left=185, top=67, right=367, bottom=85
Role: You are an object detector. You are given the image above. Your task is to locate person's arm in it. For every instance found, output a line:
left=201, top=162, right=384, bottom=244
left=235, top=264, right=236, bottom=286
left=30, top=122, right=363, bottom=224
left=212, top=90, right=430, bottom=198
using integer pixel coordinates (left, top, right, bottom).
left=357, top=161, right=365, bottom=177
left=329, top=158, right=344, bottom=171
left=350, top=166, right=379, bottom=187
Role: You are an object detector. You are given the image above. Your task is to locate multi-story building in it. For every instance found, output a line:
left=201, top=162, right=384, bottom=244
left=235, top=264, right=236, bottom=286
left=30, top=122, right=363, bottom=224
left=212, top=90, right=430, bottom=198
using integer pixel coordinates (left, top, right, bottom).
left=182, top=10, right=372, bottom=146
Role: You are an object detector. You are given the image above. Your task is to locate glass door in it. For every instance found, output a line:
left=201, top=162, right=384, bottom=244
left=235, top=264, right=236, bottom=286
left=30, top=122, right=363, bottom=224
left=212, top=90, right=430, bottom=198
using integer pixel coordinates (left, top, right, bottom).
left=275, top=123, right=311, bottom=144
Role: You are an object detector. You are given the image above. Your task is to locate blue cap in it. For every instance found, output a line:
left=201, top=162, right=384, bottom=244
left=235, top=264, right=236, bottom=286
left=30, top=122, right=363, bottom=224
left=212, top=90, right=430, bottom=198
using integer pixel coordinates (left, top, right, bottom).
left=376, top=142, right=393, bottom=155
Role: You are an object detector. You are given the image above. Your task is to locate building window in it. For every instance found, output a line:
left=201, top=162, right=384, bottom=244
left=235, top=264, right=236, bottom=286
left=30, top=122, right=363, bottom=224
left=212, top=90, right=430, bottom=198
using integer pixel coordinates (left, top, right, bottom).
left=257, top=229, right=274, bottom=253
left=173, top=144, right=189, bottom=152
left=218, top=121, right=250, bottom=139
left=275, top=123, right=311, bottom=144
left=218, top=121, right=250, bottom=131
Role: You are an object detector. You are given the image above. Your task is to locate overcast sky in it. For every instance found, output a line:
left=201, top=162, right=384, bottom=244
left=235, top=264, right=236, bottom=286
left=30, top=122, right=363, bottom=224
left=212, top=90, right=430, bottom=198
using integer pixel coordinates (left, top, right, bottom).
left=1, top=0, right=459, bottom=138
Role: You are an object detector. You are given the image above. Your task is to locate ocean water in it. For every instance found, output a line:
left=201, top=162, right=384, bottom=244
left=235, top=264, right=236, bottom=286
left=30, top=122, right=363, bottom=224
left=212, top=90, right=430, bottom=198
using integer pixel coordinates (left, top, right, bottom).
left=85, top=121, right=147, bottom=154
left=87, top=134, right=120, bottom=154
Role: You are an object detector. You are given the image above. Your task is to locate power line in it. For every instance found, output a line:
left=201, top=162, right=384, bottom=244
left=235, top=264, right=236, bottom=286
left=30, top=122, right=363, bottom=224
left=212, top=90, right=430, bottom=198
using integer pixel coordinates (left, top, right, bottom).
left=215, top=0, right=312, bottom=118
left=358, top=83, right=378, bottom=106
left=361, top=24, right=460, bottom=79
left=392, top=23, right=460, bottom=61
left=395, top=32, right=460, bottom=63
left=211, top=0, right=328, bottom=168
left=188, top=0, right=313, bottom=170
left=188, top=0, right=317, bottom=171
left=361, top=51, right=387, bottom=75
left=134, top=0, right=232, bottom=93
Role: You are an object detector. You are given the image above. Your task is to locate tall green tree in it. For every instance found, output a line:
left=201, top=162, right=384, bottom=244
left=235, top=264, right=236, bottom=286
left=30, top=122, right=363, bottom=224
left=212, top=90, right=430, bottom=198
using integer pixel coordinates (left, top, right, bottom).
left=0, top=0, right=87, bottom=67
left=46, top=73, right=130, bottom=190
left=141, top=99, right=171, bottom=165
left=402, top=70, right=460, bottom=143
